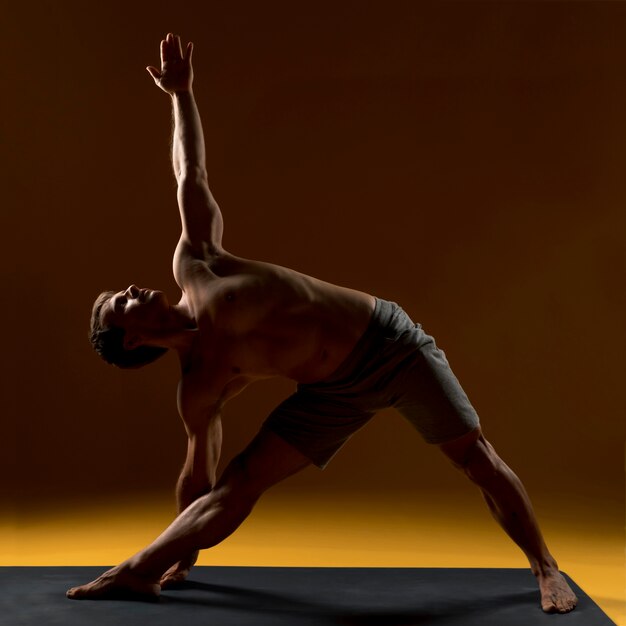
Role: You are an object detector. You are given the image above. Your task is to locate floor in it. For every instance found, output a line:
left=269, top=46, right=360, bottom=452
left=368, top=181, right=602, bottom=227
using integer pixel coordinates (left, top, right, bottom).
left=2, top=489, right=623, bottom=624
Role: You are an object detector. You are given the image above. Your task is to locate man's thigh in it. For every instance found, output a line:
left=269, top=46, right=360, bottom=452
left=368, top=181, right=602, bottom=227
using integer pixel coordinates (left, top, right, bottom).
left=392, top=341, right=481, bottom=444
left=261, top=391, right=376, bottom=470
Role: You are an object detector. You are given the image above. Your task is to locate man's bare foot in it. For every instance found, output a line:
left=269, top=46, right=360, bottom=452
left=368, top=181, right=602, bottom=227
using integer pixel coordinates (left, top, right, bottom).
left=66, top=565, right=160, bottom=601
left=537, top=570, right=578, bottom=613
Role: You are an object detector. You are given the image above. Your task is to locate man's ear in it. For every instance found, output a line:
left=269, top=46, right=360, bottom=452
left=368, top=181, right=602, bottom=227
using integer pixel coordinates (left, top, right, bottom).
left=123, top=332, right=142, bottom=351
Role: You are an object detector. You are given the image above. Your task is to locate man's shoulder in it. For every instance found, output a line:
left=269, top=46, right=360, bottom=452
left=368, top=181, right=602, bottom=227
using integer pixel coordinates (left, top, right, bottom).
left=173, top=237, right=224, bottom=288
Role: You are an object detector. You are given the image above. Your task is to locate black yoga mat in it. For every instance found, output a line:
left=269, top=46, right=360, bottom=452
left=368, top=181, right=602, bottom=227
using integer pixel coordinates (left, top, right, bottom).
left=0, top=566, right=616, bottom=625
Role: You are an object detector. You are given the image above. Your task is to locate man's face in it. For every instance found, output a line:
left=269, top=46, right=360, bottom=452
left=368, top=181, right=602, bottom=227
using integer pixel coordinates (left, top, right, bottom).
left=101, top=284, right=169, bottom=333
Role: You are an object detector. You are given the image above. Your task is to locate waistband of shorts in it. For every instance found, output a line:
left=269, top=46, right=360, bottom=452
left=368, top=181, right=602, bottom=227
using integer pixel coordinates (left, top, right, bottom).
left=304, top=297, right=399, bottom=387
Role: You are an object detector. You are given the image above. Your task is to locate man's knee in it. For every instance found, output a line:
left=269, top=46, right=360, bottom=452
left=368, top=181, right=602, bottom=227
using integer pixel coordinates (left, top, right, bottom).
left=439, top=428, right=503, bottom=486
left=462, top=437, right=504, bottom=486
left=215, top=453, right=264, bottom=502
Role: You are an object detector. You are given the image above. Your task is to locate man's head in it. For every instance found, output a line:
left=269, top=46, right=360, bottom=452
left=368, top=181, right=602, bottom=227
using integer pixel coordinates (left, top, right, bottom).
left=89, top=285, right=170, bottom=369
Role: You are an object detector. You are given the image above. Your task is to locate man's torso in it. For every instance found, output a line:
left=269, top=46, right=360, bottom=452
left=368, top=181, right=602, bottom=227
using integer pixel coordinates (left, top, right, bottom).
left=176, top=249, right=376, bottom=399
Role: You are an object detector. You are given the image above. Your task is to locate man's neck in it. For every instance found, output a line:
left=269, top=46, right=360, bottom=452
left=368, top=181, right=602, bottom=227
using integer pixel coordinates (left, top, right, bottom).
left=142, top=303, right=198, bottom=351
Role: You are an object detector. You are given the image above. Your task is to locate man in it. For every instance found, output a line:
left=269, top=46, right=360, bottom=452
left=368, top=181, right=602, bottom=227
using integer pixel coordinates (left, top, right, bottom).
left=67, top=33, right=577, bottom=614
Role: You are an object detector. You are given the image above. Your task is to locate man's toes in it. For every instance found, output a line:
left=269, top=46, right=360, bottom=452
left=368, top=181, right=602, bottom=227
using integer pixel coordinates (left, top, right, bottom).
left=558, top=594, right=578, bottom=613
left=541, top=593, right=563, bottom=613
left=543, top=592, right=577, bottom=614
left=66, top=586, right=86, bottom=599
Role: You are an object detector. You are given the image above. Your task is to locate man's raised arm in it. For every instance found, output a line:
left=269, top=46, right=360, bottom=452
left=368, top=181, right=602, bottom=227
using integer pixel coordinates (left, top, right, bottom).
left=147, top=33, right=224, bottom=257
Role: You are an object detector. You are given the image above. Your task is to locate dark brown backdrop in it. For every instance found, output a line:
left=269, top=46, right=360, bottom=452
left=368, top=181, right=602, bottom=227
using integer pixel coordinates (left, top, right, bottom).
left=2, top=2, right=624, bottom=523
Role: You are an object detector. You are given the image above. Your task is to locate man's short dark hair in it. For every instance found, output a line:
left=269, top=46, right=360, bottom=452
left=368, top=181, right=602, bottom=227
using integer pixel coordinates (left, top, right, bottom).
left=89, top=291, right=168, bottom=369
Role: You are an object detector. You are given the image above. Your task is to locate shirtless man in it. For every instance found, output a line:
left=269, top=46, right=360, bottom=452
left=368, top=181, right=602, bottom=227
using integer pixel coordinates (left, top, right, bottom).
left=67, top=34, right=577, bottom=614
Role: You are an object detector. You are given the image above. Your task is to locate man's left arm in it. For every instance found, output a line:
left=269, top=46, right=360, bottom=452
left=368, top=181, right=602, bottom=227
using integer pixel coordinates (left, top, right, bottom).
left=160, top=403, right=222, bottom=589
left=160, top=376, right=252, bottom=588
left=176, top=418, right=222, bottom=511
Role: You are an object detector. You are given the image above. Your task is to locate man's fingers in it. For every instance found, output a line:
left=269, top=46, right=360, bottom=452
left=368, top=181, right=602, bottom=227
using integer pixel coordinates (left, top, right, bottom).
left=162, top=33, right=176, bottom=63
left=166, top=32, right=177, bottom=59
left=158, top=33, right=189, bottom=67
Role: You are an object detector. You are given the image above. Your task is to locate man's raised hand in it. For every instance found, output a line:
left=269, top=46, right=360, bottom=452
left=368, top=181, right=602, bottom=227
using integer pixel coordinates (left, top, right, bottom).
left=147, top=33, right=193, bottom=95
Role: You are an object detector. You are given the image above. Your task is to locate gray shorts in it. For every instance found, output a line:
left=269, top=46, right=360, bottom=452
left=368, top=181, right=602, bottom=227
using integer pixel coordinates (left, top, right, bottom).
left=261, top=297, right=480, bottom=469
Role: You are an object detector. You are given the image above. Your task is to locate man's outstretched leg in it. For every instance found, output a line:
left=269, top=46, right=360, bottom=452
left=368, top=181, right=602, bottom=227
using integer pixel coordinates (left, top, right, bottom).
left=438, top=426, right=578, bottom=614
left=66, top=429, right=312, bottom=600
